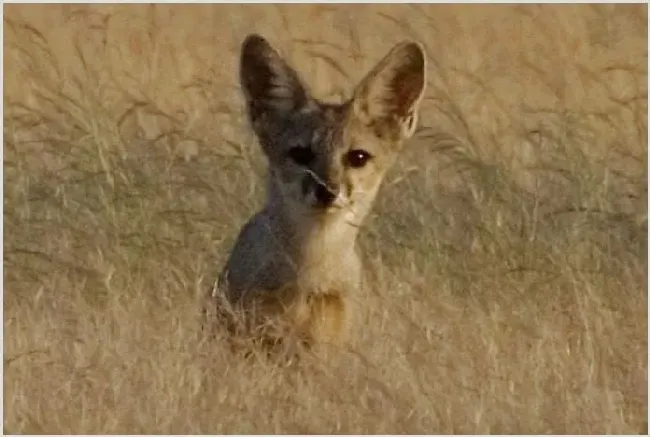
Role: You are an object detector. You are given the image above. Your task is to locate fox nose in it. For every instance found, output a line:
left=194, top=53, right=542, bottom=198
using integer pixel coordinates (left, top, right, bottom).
left=313, top=182, right=338, bottom=207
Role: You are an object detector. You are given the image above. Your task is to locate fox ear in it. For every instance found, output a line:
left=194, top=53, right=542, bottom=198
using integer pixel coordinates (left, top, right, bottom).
left=352, top=41, right=426, bottom=140
left=240, top=34, right=311, bottom=126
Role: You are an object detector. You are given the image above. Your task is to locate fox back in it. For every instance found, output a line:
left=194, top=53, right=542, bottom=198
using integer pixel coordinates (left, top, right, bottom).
left=208, top=34, right=426, bottom=352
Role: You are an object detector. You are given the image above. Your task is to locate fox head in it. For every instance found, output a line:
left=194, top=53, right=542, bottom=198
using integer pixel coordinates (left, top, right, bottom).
left=239, top=34, right=426, bottom=228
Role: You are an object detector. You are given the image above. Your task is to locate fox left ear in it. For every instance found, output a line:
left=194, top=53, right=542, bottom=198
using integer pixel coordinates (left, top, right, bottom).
left=352, top=41, right=426, bottom=140
left=239, top=34, right=315, bottom=159
left=240, top=34, right=312, bottom=127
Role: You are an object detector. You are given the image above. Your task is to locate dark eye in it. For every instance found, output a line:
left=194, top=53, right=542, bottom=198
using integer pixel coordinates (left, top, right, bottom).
left=346, top=149, right=372, bottom=168
left=287, top=146, right=315, bottom=166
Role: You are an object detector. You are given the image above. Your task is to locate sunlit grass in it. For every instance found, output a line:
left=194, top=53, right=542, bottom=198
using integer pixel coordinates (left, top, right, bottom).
left=4, top=4, right=647, bottom=434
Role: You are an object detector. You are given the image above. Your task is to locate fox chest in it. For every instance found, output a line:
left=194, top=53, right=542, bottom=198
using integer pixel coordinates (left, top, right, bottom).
left=266, top=251, right=363, bottom=345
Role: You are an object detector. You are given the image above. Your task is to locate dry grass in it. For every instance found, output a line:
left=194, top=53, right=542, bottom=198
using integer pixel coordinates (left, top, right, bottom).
left=3, top=4, right=648, bottom=434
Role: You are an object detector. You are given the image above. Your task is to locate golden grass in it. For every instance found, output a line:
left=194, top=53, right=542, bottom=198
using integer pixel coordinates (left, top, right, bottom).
left=4, top=4, right=648, bottom=434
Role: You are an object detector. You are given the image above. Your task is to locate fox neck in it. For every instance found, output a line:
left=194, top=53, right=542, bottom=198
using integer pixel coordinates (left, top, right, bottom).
left=264, top=182, right=361, bottom=267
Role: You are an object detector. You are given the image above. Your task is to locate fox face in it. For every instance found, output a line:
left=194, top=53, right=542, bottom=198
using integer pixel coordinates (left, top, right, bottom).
left=239, top=35, right=426, bottom=227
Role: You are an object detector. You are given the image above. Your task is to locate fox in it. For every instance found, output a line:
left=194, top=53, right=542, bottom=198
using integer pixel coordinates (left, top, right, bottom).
left=204, top=34, right=426, bottom=356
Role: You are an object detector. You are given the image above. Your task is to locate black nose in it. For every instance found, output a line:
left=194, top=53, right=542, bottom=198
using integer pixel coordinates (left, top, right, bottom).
left=314, top=182, right=338, bottom=207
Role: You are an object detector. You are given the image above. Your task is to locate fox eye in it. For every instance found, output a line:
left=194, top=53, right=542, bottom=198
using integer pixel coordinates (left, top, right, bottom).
left=346, top=149, right=372, bottom=168
left=287, top=146, right=315, bottom=166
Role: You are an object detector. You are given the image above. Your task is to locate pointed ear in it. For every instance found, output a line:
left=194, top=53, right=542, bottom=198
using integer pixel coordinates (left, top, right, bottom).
left=240, top=34, right=312, bottom=127
left=352, top=41, right=426, bottom=140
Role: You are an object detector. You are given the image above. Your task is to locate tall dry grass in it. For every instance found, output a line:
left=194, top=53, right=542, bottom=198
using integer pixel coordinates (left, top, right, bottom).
left=4, top=4, right=648, bottom=434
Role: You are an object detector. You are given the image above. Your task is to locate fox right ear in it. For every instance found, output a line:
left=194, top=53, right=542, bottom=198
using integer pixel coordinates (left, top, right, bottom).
left=352, top=41, right=426, bottom=141
left=240, top=35, right=311, bottom=126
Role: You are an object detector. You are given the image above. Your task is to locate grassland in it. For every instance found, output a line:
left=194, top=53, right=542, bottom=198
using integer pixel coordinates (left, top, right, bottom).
left=3, top=4, right=648, bottom=434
